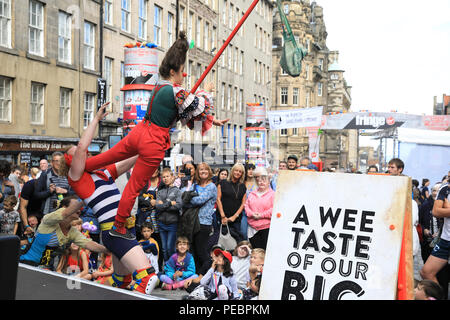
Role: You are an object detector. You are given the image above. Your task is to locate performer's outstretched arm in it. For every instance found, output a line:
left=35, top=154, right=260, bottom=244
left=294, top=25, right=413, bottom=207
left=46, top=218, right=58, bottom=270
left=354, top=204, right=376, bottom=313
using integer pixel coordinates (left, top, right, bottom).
left=69, top=103, right=109, bottom=181
left=115, top=155, right=138, bottom=177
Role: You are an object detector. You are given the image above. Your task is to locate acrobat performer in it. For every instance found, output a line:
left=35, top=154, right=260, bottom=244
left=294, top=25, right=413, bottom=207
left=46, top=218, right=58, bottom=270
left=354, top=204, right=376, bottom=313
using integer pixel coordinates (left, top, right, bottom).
left=82, top=31, right=229, bottom=239
left=63, top=103, right=159, bottom=294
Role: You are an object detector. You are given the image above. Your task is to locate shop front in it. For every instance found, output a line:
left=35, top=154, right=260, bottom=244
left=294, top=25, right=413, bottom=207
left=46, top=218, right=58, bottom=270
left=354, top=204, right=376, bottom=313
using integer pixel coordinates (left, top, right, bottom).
left=0, top=136, right=105, bottom=167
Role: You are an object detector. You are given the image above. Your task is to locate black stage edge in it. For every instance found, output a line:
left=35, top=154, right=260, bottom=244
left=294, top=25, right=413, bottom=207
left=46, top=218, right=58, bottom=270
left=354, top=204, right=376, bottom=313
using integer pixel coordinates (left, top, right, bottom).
left=0, top=235, right=20, bottom=300
left=16, top=263, right=163, bottom=300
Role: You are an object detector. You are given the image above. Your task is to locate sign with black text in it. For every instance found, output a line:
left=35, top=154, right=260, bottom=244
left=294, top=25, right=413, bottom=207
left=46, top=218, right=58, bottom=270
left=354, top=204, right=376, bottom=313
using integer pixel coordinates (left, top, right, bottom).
left=259, top=171, right=410, bottom=300
left=97, top=78, right=107, bottom=109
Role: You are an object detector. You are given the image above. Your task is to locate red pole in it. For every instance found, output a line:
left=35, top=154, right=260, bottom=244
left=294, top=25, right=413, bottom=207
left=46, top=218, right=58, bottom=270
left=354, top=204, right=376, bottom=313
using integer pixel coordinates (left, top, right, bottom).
left=190, top=0, right=260, bottom=93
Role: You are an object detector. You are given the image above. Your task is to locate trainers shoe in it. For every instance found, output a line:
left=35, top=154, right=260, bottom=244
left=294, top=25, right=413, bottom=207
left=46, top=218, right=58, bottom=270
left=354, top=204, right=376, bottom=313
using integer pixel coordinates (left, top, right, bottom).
left=109, top=227, right=136, bottom=240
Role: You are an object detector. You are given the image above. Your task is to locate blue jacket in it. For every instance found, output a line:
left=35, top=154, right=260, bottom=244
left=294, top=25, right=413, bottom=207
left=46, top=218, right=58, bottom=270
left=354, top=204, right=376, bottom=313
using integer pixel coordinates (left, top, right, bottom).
left=163, top=252, right=196, bottom=280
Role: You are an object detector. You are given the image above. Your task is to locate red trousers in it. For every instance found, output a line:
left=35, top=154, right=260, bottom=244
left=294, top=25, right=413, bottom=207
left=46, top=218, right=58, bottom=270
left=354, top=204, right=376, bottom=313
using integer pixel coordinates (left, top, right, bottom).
left=85, top=120, right=170, bottom=225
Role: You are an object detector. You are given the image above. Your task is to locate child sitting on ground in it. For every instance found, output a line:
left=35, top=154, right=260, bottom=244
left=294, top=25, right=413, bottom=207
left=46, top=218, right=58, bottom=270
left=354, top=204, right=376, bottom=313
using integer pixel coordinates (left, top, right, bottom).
left=159, top=236, right=198, bottom=290
left=414, top=279, right=444, bottom=300
left=91, top=252, right=114, bottom=285
left=247, top=248, right=265, bottom=287
left=139, top=222, right=160, bottom=274
left=242, top=273, right=261, bottom=300
left=231, top=240, right=252, bottom=290
left=56, top=242, right=91, bottom=280
left=189, top=248, right=239, bottom=300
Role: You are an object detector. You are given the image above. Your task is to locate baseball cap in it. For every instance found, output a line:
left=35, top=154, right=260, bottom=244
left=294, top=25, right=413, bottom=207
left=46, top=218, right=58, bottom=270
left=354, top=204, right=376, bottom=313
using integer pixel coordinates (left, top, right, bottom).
left=211, top=243, right=225, bottom=252
left=287, top=155, right=298, bottom=162
left=213, top=248, right=233, bottom=263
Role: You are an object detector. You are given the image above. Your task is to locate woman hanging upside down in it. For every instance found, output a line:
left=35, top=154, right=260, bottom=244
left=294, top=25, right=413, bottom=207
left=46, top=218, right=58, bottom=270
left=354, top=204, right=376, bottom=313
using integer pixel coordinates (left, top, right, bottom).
left=82, top=31, right=229, bottom=240
left=62, top=103, right=158, bottom=295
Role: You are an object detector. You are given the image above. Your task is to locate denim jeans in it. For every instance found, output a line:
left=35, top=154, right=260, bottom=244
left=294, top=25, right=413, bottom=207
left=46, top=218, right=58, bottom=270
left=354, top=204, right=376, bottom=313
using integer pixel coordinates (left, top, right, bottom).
left=158, top=222, right=178, bottom=262
left=240, top=211, right=248, bottom=240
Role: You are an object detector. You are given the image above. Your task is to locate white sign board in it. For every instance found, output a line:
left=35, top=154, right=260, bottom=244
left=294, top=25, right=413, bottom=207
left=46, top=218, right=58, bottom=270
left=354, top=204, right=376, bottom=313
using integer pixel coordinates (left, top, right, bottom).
left=259, top=171, right=409, bottom=300
left=267, top=106, right=323, bottom=130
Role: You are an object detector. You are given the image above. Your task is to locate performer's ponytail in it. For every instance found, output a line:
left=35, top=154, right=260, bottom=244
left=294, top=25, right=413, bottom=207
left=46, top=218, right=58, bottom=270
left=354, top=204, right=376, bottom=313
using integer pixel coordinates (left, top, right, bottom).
left=159, top=31, right=189, bottom=79
left=59, top=145, right=75, bottom=177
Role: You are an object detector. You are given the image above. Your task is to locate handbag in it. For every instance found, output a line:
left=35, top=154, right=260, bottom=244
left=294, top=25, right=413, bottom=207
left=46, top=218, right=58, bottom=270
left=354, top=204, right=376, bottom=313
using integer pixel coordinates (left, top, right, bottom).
left=429, top=225, right=443, bottom=249
left=217, top=224, right=237, bottom=251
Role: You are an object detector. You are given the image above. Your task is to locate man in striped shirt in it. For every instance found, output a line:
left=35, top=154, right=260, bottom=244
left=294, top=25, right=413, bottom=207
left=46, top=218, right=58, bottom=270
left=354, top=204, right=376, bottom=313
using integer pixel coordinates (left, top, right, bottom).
left=34, top=151, right=75, bottom=215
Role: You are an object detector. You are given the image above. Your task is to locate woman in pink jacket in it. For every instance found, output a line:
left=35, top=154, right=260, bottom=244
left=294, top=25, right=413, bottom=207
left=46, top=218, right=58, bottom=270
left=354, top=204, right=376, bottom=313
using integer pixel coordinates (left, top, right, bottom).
left=244, top=167, right=275, bottom=250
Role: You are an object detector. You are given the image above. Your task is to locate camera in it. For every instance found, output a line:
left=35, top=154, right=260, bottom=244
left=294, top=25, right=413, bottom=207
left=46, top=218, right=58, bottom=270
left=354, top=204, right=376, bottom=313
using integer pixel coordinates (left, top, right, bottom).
left=180, top=167, right=191, bottom=182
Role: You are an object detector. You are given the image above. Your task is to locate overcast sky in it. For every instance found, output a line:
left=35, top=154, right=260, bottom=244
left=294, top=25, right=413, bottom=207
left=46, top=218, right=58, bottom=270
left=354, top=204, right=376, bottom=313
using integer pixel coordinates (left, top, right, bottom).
left=316, top=0, right=450, bottom=116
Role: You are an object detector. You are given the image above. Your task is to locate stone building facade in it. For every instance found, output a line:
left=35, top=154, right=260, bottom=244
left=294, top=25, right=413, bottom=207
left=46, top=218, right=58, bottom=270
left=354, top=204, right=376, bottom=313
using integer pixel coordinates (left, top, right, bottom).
left=0, top=0, right=273, bottom=168
left=271, top=0, right=355, bottom=170
left=0, top=0, right=105, bottom=165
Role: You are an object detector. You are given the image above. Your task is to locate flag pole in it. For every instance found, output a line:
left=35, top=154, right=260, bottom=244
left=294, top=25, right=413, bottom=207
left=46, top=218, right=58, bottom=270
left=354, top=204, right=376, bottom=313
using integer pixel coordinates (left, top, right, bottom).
left=190, top=0, right=260, bottom=94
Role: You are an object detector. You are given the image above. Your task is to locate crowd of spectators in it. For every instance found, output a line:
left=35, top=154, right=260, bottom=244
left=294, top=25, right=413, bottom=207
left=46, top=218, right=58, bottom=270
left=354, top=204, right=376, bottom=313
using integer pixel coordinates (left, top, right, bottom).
left=0, top=153, right=448, bottom=300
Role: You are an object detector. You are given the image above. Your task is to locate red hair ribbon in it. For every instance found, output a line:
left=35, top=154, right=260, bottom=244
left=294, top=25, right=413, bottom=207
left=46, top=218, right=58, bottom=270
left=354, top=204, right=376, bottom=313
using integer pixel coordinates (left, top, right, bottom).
left=64, top=153, right=73, bottom=167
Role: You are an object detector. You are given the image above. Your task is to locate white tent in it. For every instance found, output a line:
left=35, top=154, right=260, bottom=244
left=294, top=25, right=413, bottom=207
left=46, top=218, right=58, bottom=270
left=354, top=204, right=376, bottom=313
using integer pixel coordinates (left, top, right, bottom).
left=397, top=128, right=450, bottom=186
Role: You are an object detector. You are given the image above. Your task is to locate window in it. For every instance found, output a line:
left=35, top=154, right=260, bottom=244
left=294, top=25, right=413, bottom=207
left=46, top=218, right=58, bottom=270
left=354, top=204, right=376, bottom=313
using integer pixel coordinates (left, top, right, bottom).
left=306, top=91, right=310, bottom=108
left=318, top=82, right=323, bottom=97
left=84, top=93, right=94, bottom=128
left=280, top=128, right=287, bottom=136
left=121, top=0, right=131, bottom=32
left=227, top=44, right=232, bottom=69
left=280, top=87, right=288, bottom=105
left=233, top=124, right=237, bottom=149
left=196, top=63, right=202, bottom=80
left=239, top=89, right=243, bottom=113
left=222, top=0, right=227, bottom=25
left=58, top=11, right=72, bottom=64
left=59, top=88, right=71, bottom=127
left=234, top=47, right=238, bottom=73
left=227, top=85, right=231, bottom=110
left=0, top=76, right=11, bottom=122
left=29, top=0, right=44, bottom=56
left=196, top=17, right=201, bottom=48
left=293, top=87, right=299, bottom=105
left=153, top=5, right=162, bottom=46
left=138, top=0, right=147, bottom=39
left=84, top=22, right=95, bottom=70
left=292, top=128, right=298, bottom=136
left=233, top=86, right=237, bottom=112
left=104, top=0, right=113, bottom=25
left=179, top=6, right=185, bottom=32
left=168, top=13, right=174, bottom=47
left=318, top=58, right=324, bottom=71
left=227, top=124, right=231, bottom=148
left=212, top=26, right=216, bottom=52
left=188, top=11, right=193, bottom=42
left=0, top=0, right=11, bottom=48
left=187, top=60, right=193, bottom=88
left=239, top=126, right=243, bottom=149
left=104, top=57, right=113, bottom=103
left=239, top=50, right=243, bottom=75
left=204, top=21, right=209, bottom=51
left=30, top=82, right=44, bottom=125
left=221, top=82, right=225, bottom=109
left=229, top=3, right=233, bottom=29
